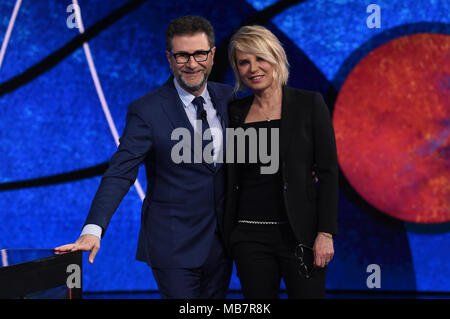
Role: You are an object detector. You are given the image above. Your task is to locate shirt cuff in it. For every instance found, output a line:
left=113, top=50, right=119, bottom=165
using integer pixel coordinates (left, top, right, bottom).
left=81, top=224, right=102, bottom=240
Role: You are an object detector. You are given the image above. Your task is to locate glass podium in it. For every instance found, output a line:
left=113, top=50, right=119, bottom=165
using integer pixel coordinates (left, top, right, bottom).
left=0, top=249, right=82, bottom=299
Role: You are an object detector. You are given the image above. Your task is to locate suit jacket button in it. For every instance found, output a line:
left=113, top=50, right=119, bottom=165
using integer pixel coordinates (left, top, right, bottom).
left=235, top=185, right=239, bottom=190
left=283, top=182, right=288, bottom=190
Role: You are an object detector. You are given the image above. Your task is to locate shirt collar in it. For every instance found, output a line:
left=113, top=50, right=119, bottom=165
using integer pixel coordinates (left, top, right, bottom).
left=173, top=77, right=209, bottom=108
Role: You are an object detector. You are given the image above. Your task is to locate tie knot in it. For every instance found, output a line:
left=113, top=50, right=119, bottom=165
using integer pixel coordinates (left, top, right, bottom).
left=192, top=96, right=205, bottom=109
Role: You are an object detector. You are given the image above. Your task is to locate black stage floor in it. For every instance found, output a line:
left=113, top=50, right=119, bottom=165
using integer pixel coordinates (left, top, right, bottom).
left=82, top=290, right=450, bottom=299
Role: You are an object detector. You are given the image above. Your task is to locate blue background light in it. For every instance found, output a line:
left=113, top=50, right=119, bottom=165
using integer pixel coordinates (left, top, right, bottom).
left=0, top=0, right=448, bottom=294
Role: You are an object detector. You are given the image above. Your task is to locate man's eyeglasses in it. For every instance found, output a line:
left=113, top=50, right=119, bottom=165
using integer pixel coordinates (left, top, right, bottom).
left=170, top=48, right=212, bottom=64
left=295, top=244, right=314, bottom=279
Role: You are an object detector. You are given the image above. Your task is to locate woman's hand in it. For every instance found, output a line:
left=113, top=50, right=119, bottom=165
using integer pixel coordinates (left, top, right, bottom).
left=313, top=232, right=334, bottom=268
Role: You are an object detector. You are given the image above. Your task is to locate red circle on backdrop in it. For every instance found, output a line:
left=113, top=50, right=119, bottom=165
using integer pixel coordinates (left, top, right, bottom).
left=333, top=33, right=450, bottom=224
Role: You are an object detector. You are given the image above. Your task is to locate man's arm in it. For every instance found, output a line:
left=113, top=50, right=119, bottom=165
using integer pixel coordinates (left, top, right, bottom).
left=55, top=101, right=153, bottom=262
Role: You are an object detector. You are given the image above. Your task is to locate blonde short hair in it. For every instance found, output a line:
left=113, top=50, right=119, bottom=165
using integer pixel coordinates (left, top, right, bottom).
left=228, top=25, right=289, bottom=92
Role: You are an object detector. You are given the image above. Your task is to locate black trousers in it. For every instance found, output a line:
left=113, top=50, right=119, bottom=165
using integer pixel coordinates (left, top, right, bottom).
left=230, top=223, right=326, bottom=299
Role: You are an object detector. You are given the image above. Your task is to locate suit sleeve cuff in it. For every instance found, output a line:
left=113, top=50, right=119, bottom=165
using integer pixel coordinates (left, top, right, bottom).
left=81, top=224, right=102, bottom=240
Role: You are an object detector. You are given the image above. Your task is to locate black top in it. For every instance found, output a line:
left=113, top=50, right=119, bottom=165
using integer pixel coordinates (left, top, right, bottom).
left=235, top=119, right=288, bottom=222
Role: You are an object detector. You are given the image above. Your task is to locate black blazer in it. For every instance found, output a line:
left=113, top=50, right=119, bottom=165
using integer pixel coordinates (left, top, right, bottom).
left=223, top=86, right=339, bottom=249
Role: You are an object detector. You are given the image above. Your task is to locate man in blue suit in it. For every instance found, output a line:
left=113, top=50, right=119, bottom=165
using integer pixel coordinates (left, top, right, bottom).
left=55, top=16, right=233, bottom=299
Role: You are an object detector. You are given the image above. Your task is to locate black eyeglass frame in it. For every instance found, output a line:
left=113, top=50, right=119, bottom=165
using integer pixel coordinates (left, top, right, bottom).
left=170, top=48, right=213, bottom=64
left=294, top=243, right=315, bottom=279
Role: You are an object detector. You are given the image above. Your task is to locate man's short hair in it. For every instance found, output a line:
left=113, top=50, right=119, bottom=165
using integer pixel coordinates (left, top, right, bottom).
left=165, top=15, right=215, bottom=51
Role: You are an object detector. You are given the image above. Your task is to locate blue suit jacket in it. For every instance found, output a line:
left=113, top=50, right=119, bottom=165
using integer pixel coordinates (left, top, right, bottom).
left=84, top=78, right=233, bottom=268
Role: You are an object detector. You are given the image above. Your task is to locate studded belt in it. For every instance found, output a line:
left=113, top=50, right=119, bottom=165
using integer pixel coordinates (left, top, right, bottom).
left=238, top=220, right=288, bottom=225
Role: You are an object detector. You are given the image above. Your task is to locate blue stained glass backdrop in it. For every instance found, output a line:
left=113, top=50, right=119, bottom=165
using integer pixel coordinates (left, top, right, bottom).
left=0, top=0, right=449, bottom=294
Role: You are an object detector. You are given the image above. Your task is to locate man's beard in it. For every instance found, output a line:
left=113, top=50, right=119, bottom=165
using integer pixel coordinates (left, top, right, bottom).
left=177, top=70, right=208, bottom=92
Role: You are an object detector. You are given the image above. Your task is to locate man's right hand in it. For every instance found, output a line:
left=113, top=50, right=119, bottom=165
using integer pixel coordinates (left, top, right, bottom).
left=54, top=234, right=100, bottom=264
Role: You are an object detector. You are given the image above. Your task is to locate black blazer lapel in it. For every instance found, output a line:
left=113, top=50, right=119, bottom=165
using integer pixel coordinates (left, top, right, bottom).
left=228, top=87, right=296, bottom=161
left=280, top=86, right=298, bottom=161
left=229, top=94, right=253, bottom=127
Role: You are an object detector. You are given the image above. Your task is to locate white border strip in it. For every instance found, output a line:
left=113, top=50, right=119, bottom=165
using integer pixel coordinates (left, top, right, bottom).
left=72, top=0, right=145, bottom=201
left=0, top=0, right=22, bottom=70
left=1, top=249, right=8, bottom=267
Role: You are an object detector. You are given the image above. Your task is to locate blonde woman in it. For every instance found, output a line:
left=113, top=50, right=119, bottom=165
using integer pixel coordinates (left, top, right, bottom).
left=223, top=25, right=339, bottom=299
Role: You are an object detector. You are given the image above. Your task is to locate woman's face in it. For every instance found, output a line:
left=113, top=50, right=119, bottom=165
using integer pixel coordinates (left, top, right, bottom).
left=235, top=50, right=276, bottom=93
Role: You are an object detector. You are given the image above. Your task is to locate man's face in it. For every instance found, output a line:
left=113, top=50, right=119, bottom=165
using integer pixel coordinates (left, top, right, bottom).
left=166, top=32, right=215, bottom=95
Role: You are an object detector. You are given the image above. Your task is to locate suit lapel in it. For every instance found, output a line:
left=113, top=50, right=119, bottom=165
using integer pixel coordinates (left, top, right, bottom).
left=280, top=85, right=297, bottom=161
left=230, top=88, right=295, bottom=161
left=230, top=94, right=253, bottom=127
left=228, top=87, right=296, bottom=166
left=159, top=77, right=195, bottom=138
left=159, top=78, right=211, bottom=170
